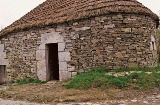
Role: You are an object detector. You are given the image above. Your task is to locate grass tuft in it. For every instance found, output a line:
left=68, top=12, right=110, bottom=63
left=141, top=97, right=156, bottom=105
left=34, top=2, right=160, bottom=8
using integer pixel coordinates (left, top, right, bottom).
left=14, top=77, right=46, bottom=85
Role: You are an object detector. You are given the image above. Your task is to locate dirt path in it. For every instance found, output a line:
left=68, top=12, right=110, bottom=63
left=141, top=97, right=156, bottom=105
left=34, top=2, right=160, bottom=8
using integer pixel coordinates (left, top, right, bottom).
left=1, top=83, right=160, bottom=105
left=0, top=98, right=49, bottom=105
left=1, top=94, right=160, bottom=105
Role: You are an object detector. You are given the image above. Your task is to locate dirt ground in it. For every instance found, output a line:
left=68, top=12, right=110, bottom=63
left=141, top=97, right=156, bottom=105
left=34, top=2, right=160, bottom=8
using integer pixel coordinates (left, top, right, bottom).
left=0, top=81, right=160, bottom=104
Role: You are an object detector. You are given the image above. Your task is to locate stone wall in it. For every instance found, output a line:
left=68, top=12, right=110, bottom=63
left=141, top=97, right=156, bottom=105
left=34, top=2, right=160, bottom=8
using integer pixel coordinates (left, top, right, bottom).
left=0, top=13, right=158, bottom=81
left=69, top=14, right=158, bottom=71
left=0, top=31, right=40, bottom=80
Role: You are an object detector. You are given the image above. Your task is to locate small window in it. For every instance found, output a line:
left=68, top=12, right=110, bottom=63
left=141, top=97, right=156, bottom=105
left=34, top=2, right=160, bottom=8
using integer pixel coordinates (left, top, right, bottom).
left=152, top=41, right=155, bottom=50
left=150, top=35, right=156, bottom=51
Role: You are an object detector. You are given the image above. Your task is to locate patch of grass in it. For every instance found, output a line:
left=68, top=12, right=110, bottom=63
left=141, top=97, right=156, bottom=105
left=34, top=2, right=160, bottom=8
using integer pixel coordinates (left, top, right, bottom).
left=128, top=72, right=158, bottom=88
left=108, top=76, right=129, bottom=88
left=16, top=78, right=46, bottom=85
left=65, top=66, right=109, bottom=89
left=65, top=66, right=160, bottom=89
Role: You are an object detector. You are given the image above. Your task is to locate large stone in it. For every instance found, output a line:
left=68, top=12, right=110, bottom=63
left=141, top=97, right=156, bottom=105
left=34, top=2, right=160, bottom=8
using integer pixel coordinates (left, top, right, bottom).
left=58, top=43, right=66, bottom=51
left=59, top=71, right=71, bottom=81
left=0, top=44, right=4, bottom=53
left=59, top=62, right=68, bottom=71
left=38, top=44, right=45, bottom=50
left=36, top=50, right=46, bottom=61
left=41, top=31, right=64, bottom=44
left=59, top=52, right=71, bottom=62
left=1, top=59, right=9, bottom=65
left=0, top=53, right=6, bottom=58
left=37, top=60, right=47, bottom=81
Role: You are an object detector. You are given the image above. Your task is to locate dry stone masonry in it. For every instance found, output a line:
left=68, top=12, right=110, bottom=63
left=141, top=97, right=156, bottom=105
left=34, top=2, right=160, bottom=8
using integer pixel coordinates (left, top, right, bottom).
left=0, top=0, right=159, bottom=82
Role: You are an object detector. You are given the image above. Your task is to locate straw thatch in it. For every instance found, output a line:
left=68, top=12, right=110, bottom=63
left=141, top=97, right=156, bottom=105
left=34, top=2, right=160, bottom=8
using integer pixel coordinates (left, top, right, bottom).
left=0, top=0, right=159, bottom=36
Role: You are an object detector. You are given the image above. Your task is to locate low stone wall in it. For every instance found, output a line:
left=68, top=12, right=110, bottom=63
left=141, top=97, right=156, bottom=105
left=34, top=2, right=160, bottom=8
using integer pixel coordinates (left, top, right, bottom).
left=0, top=13, right=158, bottom=81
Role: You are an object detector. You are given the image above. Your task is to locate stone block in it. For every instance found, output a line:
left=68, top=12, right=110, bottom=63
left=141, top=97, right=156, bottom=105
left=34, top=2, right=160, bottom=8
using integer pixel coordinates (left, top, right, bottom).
left=0, top=59, right=9, bottom=65
left=59, top=62, right=68, bottom=71
left=117, top=14, right=123, bottom=19
left=132, top=28, right=144, bottom=34
left=0, top=53, right=6, bottom=58
left=0, top=59, right=2, bottom=65
left=36, top=50, right=46, bottom=61
left=121, top=28, right=131, bottom=33
left=37, top=60, right=46, bottom=81
left=27, top=34, right=31, bottom=39
left=112, top=34, right=121, bottom=37
left=58, top=43, right=66, bottom=51
left=59, top=71, right=71, bottom=81
left=38, top=44, right=45, bottom=50
left=0, top=44, right=4, bottom=53
left=151, top=35, right=156, bottom=42
left=137, top=52, right=143, bottom=54
left=41, top=31, right=64, bottom=44
left=91, top=39, right=99, bottom=44
left=73, top=22, right=78, bottom=26
left=75, top=27, right=90, bottom=31
left=59, top=52, right=71, bottom=62
left=68, top=65, right=75, bottom=72
left=116, top=52, right=123, bottom=58
left=71, top=34, right=80, bottom=39
left=71, top=72, right=77, bottom=77
left=123, top=19, right=132, bottom=23
left=104, top=24, right=115, bottom=29
left=128, top=58, right=137, bottom=62
left=37, top=70, right=46, bottom=81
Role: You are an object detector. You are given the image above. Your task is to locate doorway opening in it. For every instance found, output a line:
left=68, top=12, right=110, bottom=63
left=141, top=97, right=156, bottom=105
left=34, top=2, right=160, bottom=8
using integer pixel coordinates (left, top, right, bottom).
left=0, top=65, right=6, bottom=84
left=47, top=43, right=59, bottom=81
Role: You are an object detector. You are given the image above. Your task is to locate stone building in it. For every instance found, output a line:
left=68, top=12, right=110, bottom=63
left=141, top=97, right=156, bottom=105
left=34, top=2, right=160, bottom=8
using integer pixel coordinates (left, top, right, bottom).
left=0, top=0, right=159, bottom=83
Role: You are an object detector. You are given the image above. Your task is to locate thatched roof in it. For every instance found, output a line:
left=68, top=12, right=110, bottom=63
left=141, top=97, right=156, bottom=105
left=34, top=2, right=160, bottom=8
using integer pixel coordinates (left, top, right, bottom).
left=0, top=0, right=159, bottom=36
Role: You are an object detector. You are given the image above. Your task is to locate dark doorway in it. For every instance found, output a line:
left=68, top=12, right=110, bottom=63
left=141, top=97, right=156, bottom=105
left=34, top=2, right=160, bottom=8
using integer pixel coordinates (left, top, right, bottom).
left=0, top=65, right=6, bottom=84
left=48, top=43, right=59, bottom=80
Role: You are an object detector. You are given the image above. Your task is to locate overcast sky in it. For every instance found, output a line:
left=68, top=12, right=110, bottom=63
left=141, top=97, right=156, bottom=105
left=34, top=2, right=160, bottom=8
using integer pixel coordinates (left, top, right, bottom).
left=0, top=0, right=160, bottom=28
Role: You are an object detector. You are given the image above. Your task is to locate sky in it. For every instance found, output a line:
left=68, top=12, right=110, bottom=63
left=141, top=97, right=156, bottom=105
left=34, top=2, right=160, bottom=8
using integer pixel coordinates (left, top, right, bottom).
left=0, top=0, right=160, bottom=29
